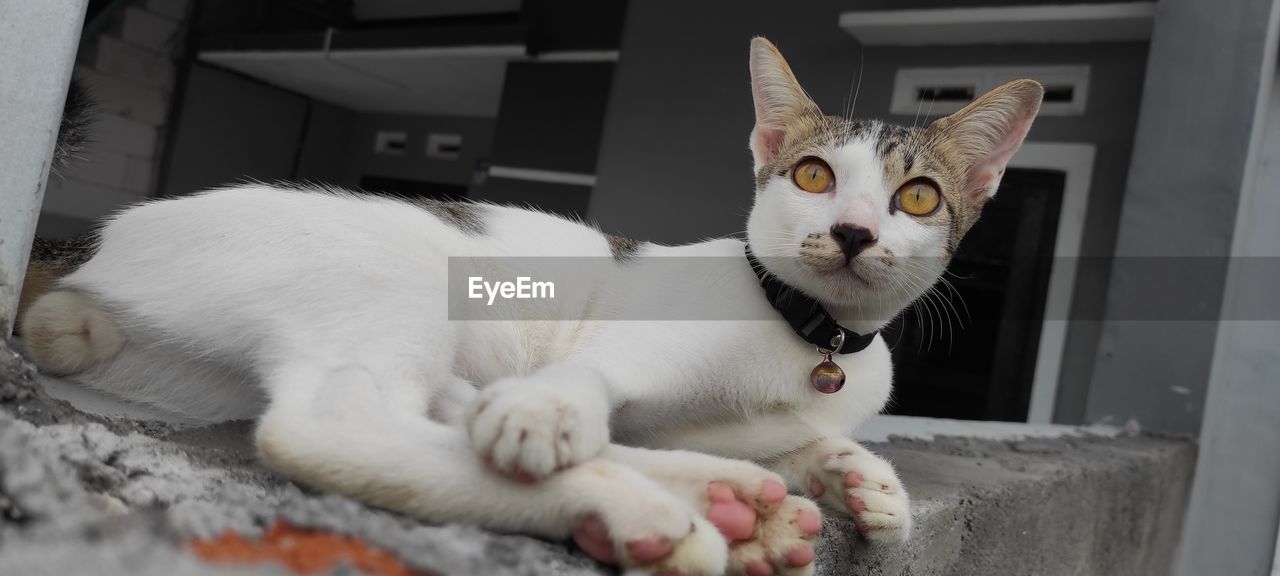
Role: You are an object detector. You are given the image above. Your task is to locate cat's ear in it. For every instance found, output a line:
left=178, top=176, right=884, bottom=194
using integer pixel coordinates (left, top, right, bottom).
left=749, top=37, right=821, bottom=170
left=926, top=79, right=1043, bottom=202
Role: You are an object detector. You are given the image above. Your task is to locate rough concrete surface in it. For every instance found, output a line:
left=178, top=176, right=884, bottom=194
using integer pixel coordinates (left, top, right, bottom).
left=0, top=340, right=1196, bottom=575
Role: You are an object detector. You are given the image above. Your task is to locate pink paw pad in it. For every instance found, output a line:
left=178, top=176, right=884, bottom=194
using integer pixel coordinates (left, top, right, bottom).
left=572, top=516, right=617, bottom=563
left=785, top=544, right=815, bottom=567
left=795, top=509, right=823, bottom=536
left=744, top=559, right=775, bottom=576
left=627, top=536, right=674, bottom=564
left=844, top=470, right=864, bottom=488
left=847, top=496, right=868, bottom=513
left=706, top=483, right=758, bottom=542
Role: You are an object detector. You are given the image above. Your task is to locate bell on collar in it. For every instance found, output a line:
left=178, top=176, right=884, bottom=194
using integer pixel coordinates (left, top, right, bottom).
left=810, top=352, right=846, bottom=394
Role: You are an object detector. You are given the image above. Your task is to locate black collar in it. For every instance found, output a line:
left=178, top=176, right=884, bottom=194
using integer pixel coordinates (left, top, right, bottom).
left=744, top=244, right=878, bottom=354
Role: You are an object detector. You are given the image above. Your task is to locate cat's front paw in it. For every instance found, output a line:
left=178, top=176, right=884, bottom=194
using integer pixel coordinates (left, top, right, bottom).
left=466, top=378, right=609, bottom=481
left=804, top=441, right=911, bottom=543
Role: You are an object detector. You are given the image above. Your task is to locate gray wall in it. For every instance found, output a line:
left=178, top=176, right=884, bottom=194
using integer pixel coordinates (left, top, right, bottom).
left=591, top=0, right=1149, bottom=423
left=165, top=67, right=496, bottom=196
left=1176, top=50, right=1280, bottom=575
left=337, top=113, right=495, bottom=190
left=162, top=64, right=307, bottom=196
left=1086, top=0, right=1278, bottom=438
left=294, top=100, right=355, bottom=184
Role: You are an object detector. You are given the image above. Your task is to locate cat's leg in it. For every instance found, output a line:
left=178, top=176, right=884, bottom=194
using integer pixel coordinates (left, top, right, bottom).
left=606, top=445, right=823, bottom=576
left=466, top=364, right=612, bottom=481
left=255, top=358, right=728, bottom=575
left=770, top=438, right=911, bottom=544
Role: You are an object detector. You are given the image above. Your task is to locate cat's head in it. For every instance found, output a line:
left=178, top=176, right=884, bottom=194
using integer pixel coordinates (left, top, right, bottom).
left=744, top=38, right=1042, bottom=327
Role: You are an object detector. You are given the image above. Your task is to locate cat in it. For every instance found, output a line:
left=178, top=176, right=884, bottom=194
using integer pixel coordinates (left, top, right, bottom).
left=18, top=38, right=1041, bottom=576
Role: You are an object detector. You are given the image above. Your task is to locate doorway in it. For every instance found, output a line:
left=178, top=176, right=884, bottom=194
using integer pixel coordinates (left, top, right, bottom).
left=883, top=168, right=1066, bottom=421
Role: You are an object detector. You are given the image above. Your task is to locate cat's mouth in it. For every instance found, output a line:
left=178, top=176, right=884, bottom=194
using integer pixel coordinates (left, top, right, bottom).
left=798, top=242, right=888, bottom=283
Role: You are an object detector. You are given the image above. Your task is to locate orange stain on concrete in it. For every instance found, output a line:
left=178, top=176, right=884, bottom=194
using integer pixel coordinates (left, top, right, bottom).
left=188, top=521, right=425, bottom=576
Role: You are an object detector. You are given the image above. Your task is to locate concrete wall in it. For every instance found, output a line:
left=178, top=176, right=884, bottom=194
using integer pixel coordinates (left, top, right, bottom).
left=1176, top=53, right=1280, bottom=576
left=1085, top=0, right=1279, bottom=436
left=1175, top=5, right=1280, bottom=573
left=38, top=0, right=191, bottom=238
left=591, top=0, right=1148, bottom=423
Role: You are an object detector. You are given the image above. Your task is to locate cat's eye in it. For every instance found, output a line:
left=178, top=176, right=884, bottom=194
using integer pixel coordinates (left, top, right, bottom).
left=792, top=157, right=834, bottom=194
left=894, top=179, right=942, bottom=216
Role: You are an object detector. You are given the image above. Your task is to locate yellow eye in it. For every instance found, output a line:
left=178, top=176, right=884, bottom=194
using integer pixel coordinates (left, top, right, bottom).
left=895, top=179, right=942, bottom=216
left=792, top=157, right=833, bottom=193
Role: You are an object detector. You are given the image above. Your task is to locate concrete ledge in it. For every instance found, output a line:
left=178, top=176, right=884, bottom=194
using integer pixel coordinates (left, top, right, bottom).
left=822, top=434, right=1195, bottom=575
left=0, top=341, right=1195, bottom=575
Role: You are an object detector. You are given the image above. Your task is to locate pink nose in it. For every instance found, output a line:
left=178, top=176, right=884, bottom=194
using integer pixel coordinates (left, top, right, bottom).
left=830, top=224, right=877, bottom=262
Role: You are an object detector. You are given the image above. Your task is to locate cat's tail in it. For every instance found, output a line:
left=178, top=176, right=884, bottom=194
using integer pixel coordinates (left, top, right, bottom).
left=18, top=236, right=124, bottom=375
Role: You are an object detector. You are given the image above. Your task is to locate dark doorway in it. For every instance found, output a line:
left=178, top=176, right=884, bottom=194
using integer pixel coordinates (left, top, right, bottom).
left=883, top=168, right=1065, bottom=422
left=359, top=175, right=469, bottom=202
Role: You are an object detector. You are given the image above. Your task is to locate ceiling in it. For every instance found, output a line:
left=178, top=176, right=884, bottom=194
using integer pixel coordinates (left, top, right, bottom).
left=840, top=2, right=1157, bottom=46
left=199, top=45, right=524, bottom=117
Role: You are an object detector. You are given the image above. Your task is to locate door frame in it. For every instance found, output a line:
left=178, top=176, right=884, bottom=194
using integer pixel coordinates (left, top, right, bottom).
left=1006, top=141, right=1096, bottom=423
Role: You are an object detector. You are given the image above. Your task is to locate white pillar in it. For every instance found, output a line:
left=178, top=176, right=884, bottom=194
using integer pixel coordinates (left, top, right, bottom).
left=0, top=0, right=89, bottom=334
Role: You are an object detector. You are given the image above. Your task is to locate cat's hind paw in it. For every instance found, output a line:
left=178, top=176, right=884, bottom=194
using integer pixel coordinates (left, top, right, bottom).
left=570, top=493, right=729, bottom=575
left=616, top=449, right=822, bottom=575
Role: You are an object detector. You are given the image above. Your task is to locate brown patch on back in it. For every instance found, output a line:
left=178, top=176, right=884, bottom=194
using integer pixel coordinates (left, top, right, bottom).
left=407, top=199, right=487, bottom=236
left=605, top=233, right=645, bottom=262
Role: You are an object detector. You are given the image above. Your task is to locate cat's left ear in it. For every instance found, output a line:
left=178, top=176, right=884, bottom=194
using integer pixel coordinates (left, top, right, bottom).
left=926, top=79, right=1044, bottom=202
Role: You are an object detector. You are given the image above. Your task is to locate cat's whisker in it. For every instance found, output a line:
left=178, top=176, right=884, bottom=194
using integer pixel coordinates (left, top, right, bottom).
left=938, top=276, right=971, bottom=329
left=845, top=49, right=865, bottom=121
left=927, top=287, right=956, bottom=354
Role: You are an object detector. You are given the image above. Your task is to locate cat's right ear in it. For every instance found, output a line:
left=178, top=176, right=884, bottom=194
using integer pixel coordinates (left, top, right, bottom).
left=749, top=37, right=821, bottom=170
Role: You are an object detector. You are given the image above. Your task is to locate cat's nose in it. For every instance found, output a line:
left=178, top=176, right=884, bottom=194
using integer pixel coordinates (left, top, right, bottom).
left=830, top=223, right=877, bottom=262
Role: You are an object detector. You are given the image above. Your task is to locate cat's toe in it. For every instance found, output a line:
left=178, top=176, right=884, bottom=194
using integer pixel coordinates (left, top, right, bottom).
left=727, top=495, right=821, bottom=576
left=845, top=488, right=910, bottom=543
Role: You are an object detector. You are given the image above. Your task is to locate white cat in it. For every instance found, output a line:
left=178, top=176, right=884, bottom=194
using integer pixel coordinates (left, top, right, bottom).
left=20, top=38, right=1041, bottom=576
